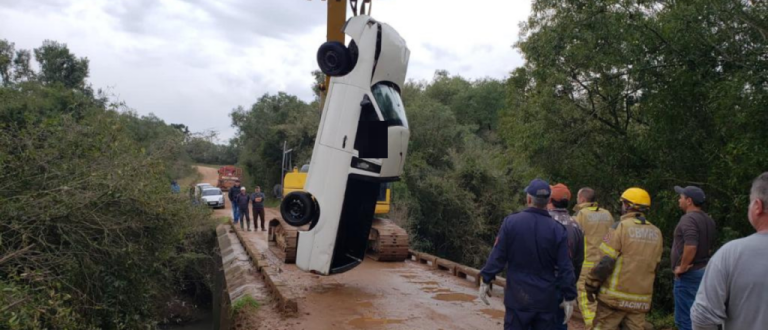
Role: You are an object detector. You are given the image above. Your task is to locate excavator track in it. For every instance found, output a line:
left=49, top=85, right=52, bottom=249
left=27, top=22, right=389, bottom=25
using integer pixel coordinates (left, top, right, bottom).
left=268, top=216, right=409, bottom=264
left=268, top=217, right=298, bottom=263
left=368, top=218, right=409, bottom=262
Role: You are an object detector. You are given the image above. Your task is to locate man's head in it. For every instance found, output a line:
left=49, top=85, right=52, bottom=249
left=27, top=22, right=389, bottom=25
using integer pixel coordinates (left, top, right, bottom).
left=748, top=172, right=768, bottom=231
left=620, top=187, right=651, bottom=214
left=235, top=180, right=241, bottom=187
left=675, top=185, right=705, bottom=212
left=255, top=186, right=261, bottom=193
left=549, top=183, right=571, bottom=209
left=577, top=187, right=595, bottom=204
left=240, top=187, right=246, bottom=194
left=525, top=179, right=551, bottom=209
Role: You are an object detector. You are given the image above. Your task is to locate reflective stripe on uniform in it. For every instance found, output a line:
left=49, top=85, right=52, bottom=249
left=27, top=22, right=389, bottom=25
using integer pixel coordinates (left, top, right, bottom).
left=609, top=256, right=623, bottom=291
left=599, top=242, right=618, bottom=259
left=583, top=261, right=595, bottom=267
left=599, top=286, right=652, bottom=302
left=579, top=290, right=595, bottom=321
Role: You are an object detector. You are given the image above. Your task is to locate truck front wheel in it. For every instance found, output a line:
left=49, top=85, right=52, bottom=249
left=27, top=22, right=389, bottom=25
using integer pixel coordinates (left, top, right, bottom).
left=280, top=191, right=316, bottom=227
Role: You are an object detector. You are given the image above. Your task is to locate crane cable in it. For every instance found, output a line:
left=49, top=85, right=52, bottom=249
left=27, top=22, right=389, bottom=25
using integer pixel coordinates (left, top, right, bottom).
left=350, top=0, right=372, bottom=16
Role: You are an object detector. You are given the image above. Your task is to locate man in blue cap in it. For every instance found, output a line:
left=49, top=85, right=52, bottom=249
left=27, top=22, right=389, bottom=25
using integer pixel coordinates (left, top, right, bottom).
left=479, top=178, right=577, bottom=330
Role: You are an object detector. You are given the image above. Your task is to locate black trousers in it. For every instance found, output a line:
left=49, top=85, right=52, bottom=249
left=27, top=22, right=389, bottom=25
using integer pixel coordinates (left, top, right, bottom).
left=239, top=208, right=251, bottom=229
left=252, top=208, right=266, bottom=229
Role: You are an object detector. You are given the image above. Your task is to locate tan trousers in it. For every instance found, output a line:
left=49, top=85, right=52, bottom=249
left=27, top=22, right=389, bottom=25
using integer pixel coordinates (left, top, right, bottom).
left=592, top=301, right=646, bottom=330
left=577, top=266, right=597, bottom=329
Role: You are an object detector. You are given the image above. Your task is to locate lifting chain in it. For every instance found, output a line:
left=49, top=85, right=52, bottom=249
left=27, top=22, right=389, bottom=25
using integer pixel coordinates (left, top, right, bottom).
left=350, top=0, right=372, bottom=16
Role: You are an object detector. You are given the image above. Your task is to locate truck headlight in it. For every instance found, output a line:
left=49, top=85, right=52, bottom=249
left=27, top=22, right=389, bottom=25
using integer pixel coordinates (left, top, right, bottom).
left=351, top=157, right=381, bottom=173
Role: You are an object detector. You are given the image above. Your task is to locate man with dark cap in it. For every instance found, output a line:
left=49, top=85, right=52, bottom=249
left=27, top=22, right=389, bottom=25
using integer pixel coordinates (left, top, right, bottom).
left=478, top=178, right=577, bottom=330
left=671, top=186, right=716, bottom=330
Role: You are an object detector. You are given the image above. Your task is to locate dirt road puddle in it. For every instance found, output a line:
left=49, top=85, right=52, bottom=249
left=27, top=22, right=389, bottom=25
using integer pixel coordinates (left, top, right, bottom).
left=357, top=301, right=374, bottom=308
left=479, top=309, right=505, bottom=319
left=421, top=287, right=453, bottom=293
left=432, top=293, right=477, bottom=302
left=347, top=317, right=404, bottom=328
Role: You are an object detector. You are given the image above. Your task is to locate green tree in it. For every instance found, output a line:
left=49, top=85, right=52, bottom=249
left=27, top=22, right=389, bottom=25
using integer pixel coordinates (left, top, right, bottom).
left=34, top=40, right=89, bottom=90
left=231, top=92, right=320, bottom=190
left=504, top=0, right=768, bottom=312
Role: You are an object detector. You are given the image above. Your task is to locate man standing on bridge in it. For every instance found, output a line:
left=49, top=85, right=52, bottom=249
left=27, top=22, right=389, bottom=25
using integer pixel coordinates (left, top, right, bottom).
left=584, top=187, right=663, bottom=330
left=229, top=180, right=242, bottom=224
left=572, top=187, right=614, bottom=329
left=251, top=186, right=266, bottom=231
left=236, top=187, right=252, bottom=231
left=478, top=178, right=577, bottom=330
left=548, top=183, right=584, bottom=330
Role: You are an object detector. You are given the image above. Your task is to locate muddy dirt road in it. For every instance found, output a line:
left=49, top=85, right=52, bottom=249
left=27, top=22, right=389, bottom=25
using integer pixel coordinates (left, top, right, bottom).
left=196, top=166, right=584, bottom=330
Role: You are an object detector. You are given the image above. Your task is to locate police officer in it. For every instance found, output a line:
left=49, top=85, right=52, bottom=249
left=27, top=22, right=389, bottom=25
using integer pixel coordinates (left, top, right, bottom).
left=572, top=187, right=615, bottom=329
left=479, top=179, right=577, bottom=330
left=585, top=188, right=663, bottom=330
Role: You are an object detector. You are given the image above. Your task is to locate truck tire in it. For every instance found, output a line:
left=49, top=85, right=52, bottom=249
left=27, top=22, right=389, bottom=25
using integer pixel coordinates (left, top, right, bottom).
left=317, top=41, right=356, bottom=76
left=281, top=191, right=316, bottom=227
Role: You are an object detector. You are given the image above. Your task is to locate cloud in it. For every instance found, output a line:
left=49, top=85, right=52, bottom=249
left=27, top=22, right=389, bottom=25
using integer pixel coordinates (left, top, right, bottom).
left=0, top=0, right=530, bottom=142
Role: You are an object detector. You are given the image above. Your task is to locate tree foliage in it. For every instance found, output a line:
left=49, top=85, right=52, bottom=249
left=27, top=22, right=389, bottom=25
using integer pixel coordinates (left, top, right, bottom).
left=504, top=0, right=768, bottom=312
left=0, top=39, right=215, bottom=328
left=230, top=92, right=320, bottom=190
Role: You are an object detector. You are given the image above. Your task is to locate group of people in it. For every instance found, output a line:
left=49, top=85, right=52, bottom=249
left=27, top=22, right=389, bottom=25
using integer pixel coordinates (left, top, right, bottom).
left=479, top=172, right=768, bottom=330
left=228, top=180, right=267, bottom=232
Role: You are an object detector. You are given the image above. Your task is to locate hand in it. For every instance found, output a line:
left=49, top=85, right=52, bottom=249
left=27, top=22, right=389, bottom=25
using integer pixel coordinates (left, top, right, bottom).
left=560, top=299, right=575, bottom=324
left=674, top=264, right=692, bottom=278
left=478, top=281, right=491, bottom=305
left=585, top=282, right=599, bottom=303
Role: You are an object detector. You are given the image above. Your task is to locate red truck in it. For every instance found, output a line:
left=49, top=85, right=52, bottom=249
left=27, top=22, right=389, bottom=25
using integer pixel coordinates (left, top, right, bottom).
left=217, top=166, right=243, bottom=192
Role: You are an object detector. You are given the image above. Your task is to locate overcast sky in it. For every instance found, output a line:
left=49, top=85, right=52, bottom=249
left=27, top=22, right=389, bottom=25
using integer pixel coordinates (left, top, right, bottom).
left=0, top=0, right=530, bottom=142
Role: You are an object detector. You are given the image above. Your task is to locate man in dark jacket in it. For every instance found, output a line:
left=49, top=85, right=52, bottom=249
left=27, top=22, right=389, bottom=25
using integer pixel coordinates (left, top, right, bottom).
left=229, top=180, right=242, bottom=224
left=547, top=183, right=584, bottom=330
left=236, top=187, right=251, bottom=231
left=251, top=186, right=267, bottom=231
left=479, top=179, right=577, bottom=330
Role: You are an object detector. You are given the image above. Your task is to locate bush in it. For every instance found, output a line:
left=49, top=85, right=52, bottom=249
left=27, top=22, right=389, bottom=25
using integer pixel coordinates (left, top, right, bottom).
left=0, top=110, right=216, bottom=328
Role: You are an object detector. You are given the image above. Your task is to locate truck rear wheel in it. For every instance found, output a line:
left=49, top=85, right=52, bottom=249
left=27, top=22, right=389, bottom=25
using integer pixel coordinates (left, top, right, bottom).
left=280, top=191, right=316, bottom=227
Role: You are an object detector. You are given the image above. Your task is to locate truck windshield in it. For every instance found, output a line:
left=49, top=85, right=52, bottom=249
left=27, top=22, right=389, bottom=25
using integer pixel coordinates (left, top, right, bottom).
left=371, top=83, right=408, bottom=128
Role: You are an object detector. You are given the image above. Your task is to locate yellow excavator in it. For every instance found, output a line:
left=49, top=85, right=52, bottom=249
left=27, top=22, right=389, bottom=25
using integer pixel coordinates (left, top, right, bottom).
left=267, top=0, right=409, bottom=263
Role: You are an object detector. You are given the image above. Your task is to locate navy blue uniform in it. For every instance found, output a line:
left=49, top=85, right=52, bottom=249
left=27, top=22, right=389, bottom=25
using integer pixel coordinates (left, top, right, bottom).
left=480, top=207, right=577, bottom=330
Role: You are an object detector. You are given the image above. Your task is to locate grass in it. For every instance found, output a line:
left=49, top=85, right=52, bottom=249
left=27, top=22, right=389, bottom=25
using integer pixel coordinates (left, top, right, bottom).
left=647, top=310, right=676, bottom=329
left=264, top=198, right=281, bottom=208
left=177, top=167, right=203, bottom=189
left=192, top=163, right=228, bottom=169
left=231, top=296, right=260, bottom=315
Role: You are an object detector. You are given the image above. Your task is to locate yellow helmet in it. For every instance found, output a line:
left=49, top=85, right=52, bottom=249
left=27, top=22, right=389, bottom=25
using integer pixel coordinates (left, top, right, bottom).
left=621, top=187, right=651, bottom=209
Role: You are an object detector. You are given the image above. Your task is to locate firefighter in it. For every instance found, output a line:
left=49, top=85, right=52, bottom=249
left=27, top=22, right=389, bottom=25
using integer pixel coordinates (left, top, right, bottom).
left=572, top=187, right=615, bottom=329
left=585, top=188, right=663, bottom=330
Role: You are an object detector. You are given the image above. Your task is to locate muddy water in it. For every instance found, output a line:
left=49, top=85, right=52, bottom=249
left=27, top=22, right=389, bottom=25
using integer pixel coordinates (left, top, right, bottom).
left=432, top=293, right=477, bottom=302
left=479, top=309, right=506, bottom=319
